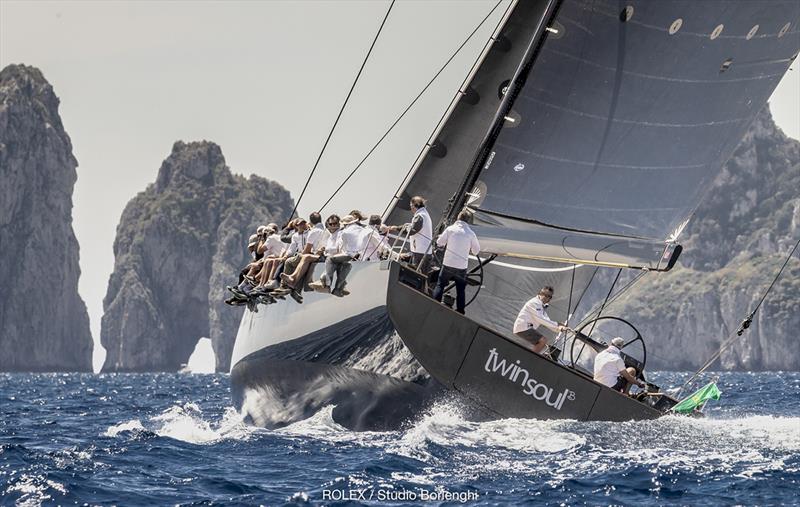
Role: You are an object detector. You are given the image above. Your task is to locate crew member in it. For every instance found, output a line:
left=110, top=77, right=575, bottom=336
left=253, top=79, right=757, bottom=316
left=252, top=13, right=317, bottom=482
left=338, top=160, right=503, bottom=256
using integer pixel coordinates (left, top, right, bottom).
left=593, top=337, right=646, bottom=394
left=329, top=214, right=364, bottom=296
left=513, top=286, right=568, bottom=354
left=432, top=210, right=480, bottom=314
left=388, top=196, right=432, bottom=272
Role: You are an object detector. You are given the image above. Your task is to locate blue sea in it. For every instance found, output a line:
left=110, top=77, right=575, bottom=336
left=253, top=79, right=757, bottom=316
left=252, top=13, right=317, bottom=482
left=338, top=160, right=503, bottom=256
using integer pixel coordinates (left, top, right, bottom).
left=1, top=372, right=798, bottom=506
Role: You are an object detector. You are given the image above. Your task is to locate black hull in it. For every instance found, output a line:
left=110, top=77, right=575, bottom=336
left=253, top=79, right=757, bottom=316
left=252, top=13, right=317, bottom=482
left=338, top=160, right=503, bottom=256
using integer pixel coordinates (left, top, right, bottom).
left=387, top=262, right=662, bottom=421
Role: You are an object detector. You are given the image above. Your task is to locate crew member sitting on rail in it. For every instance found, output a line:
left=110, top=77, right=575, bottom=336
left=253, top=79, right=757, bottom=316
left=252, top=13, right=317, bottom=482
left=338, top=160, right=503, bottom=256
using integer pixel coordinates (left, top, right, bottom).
left=258, top=219, right=297, bottom=291
left=280, top=212, right=326, bottom=291
left=253, top=223, right=286, bottom=289
left=513, top=286, right=568, bottom=354
left=593, top=337, right=645, bottom=394
left=272, top=218, right=313, bottom=303
left=432, top=210, right=480, bottom=315
left=327, top=214, right=365, bottom=297
left=360, top=215, right=390, bottom=261
left=309, top=214, right=344, bottom=294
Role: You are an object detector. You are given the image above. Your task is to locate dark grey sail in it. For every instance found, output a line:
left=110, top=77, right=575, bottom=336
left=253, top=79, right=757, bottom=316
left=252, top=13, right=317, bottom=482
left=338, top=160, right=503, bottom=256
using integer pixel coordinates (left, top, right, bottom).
left=386, top=1, right=799, bottom=421
left=466, top=0, right=800, bottom=267
left=385, top=0, right=799, bottom=326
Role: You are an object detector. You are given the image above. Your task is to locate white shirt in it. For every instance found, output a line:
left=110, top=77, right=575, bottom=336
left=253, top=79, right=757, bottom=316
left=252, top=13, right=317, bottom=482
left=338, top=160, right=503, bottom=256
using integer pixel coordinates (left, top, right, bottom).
left=436, top=220, right=480, bottom=270
left=337, top=223, right=365, bottom=257
left=410, top=207, right=433, bottom=254
left=360, top=226, right=389, bottom=261
left=593, top=346, right=626, bottom=387
left=307, top=223, right=326, bottom=252
left=287, top=229, right=309, bottom=256
left=263, top=233, right=286, bottom=257
left=513, top=295, right=560, bottom=334
left=323, top=229, right=342, bottom=256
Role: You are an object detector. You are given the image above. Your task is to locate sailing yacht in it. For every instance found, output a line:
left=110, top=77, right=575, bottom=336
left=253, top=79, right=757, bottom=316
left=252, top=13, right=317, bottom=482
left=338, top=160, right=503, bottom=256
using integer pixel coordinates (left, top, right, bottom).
left=230, top=0, right=800, bottom=428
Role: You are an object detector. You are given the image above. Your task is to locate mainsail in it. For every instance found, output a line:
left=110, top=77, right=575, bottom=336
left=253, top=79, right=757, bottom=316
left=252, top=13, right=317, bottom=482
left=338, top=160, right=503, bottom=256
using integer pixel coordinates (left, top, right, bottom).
left=388, top=0, right=800, bottom=270
left=384, top=0, right=799, bottom=331
left=463, top=0, right=800, bottom=268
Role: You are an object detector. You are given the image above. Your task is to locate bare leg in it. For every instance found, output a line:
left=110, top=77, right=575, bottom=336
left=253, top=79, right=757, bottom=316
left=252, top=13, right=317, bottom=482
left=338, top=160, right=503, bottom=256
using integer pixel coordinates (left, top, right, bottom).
left=622, top=367, right=637, bottom=394
left=282, top=254, right=318, bottom=287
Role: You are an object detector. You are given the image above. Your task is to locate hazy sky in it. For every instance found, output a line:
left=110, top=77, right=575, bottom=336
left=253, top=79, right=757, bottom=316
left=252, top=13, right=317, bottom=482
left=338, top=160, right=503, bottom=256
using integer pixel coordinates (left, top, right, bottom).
left=1, top=1, right=798, bottom=372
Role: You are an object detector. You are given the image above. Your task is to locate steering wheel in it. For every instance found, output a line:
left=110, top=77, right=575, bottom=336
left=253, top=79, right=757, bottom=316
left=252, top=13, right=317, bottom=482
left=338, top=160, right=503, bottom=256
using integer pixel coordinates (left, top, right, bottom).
left=570, top=316, right=648, bottom=373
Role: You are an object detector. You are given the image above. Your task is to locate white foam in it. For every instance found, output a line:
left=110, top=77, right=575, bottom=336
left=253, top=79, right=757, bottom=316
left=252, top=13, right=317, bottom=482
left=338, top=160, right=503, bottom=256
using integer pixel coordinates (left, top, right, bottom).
left=103, top=419, right=146, bottom=437
left=104, top=404, right=259, bottom=444
left=389, top=402, right=585, bottom=462
left=698, top=415, right=800, bottom=452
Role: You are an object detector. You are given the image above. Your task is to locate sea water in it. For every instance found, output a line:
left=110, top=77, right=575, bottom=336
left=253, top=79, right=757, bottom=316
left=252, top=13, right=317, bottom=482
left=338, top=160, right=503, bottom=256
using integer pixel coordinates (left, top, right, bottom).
left=1, top=372, right=798, bottom=506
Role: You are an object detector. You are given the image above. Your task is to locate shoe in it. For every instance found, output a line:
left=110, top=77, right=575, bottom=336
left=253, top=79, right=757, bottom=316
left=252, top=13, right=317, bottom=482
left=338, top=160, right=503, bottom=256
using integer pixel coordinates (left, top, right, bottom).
left=265, top=280, right=279, bottom=290
left=289, top=290, right=304, bottom=304
left=228, top=286, right=248, bottom=299
left=331, top=288, right=344, bottom=297
left=341, top=289, right=350, bottom=296
left=308, top=281, right=330, bottom=293
left=257, top=294, right=276, bottom=305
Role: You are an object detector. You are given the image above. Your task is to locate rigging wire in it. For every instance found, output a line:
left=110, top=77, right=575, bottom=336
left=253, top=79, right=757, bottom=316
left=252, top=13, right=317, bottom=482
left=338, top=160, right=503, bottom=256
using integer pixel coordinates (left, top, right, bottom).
left=585, top=268, right=622, bottom=337
left=380, top=0, right=513, bottom=219
left=317, top=0, right=507, bottom=214
left=575, top=269, right=648, bottom=328
left=678, top=235, right=800, bottom=396
left=289, top=0, right=396, bottom=219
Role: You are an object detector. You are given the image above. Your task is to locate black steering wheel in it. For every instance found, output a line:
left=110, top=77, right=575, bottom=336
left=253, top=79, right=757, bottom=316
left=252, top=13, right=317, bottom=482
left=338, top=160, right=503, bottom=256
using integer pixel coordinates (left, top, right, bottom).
left=570, top=316, right=648, bottom=373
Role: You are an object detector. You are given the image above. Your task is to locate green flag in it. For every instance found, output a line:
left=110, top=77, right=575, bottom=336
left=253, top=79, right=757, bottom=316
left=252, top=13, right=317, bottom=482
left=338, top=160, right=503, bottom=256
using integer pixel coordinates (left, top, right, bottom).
left=672, top=382, right=722, bottom=414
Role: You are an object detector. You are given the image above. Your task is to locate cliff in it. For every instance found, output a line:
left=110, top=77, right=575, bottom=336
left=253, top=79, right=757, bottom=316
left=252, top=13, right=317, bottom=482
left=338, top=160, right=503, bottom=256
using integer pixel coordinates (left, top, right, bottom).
left=101, top=141, right=293, bottom=372
left=606, top=105, right=800, bottom=370
left=0, top=64, right=93, bottom=371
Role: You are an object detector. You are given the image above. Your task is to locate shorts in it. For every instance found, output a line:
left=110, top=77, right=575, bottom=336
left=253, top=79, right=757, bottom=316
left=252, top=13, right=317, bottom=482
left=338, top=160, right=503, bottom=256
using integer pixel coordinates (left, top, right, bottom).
left=612, top=375, right=628, bottom=392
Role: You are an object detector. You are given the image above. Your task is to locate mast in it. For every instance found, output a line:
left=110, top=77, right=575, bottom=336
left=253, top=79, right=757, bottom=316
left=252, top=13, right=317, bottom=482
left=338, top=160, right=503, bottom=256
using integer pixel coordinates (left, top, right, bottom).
left=444, top=0, right=564, bottom=226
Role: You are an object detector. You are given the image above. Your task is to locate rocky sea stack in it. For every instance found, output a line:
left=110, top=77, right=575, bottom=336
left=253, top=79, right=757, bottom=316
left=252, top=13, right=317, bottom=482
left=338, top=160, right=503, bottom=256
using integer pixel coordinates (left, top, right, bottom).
left=610, top=105, right=800, bottom=370
left=0, top=64, right=93, bottom=371
left=101, top=141, right=293, bottom=372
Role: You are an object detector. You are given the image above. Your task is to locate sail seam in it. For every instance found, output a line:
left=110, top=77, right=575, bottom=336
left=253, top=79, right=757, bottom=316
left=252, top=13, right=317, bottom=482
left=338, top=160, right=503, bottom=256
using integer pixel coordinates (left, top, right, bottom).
left=494, top=141, right=708, bottom=169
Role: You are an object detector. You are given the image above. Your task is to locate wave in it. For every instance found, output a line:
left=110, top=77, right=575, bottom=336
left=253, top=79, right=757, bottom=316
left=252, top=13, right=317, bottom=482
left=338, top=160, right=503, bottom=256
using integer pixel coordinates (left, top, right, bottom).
left=5, top=473, right=67, bottom=507
left=103, top=403, right=260, bottom=445
left=101, top=399, right=800, bottom=484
